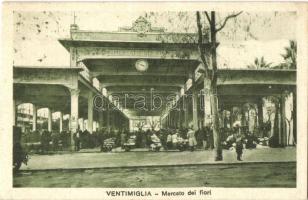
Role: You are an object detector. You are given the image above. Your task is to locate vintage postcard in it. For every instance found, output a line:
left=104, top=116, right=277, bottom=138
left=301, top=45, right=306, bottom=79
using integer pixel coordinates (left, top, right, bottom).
left=0, top=2, right=307, bottom=200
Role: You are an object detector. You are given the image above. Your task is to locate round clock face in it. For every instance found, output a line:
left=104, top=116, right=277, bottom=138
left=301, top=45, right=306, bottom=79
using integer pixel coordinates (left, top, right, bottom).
left=135, top=59, right=149, bottom=72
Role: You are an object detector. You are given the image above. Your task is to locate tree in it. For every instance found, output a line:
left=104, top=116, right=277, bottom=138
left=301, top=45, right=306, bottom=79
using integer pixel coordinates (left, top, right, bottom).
left=281, top=40, right=297, bottom=69
left=143, top=11, right=243, bottom=160
left=196, top=11, right=242, bottom=161
left=280, top=41, right=296, bottom=144
left=247, top=56, right=272, bottom=69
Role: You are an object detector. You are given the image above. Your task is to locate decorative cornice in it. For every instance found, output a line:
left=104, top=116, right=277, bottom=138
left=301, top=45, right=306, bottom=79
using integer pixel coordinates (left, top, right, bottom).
left=118, top=16, right=165, bottom=37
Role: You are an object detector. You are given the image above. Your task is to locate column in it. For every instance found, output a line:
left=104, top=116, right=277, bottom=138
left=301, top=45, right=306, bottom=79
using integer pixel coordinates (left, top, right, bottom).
left=98, top=111, right=104, bottom=130
left=184, top=99, right=188, bottom=128
left=88, top=92, right=94, bottom=133
left=178, top=109, right=182, bottom=128
left=32, top=104, right=37, bottom=131
left=240, top=106, right=246, bottom=126
left=59, top=112, right=63, bottom=132
left=172, top=111, right=175, bottom=128
left=192, top=90, right=199, bottom=131
left=183, top=85, right=188, bottom=128
left=106, top=109, right=110, bottom=131
left=257, top=99, right=263, bottom=127
left=70, top=88, right=80, bottom=150
left=168, top=112, right=171, bottom=128
left=292, top=91, right=296, bottom=144
left=203, top=79, right=212, bottom=127
left=172, top=110, right=175, bottom=128
left=79, top=118, right=84, bottom=131
left=68, top=114, right=71, bottom=130
left=229, top=107, right=234, bottom=128
left=13, top=99, right=16, bottom=126
left=48, top=108, right=52, bottom=132
left=110, top=111, right=114, bottom=130
left=171, top=112, right=174, bottom=128
left=176, top=110, right=179, bottom=128
left=280, top=95, right=287, bottom=146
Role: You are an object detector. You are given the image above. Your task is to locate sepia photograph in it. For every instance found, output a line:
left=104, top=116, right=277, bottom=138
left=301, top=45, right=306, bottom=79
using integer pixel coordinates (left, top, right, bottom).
left=1, top=2, right=307, bottom=200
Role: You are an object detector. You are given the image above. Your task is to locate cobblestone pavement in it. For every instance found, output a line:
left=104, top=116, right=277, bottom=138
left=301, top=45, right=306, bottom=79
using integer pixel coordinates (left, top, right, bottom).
left=20, top=147, right=296, bottom=170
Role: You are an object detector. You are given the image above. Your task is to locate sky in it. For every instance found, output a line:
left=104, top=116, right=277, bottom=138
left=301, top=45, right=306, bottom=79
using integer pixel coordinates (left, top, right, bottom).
left=13, top=11, right=296, bottom=68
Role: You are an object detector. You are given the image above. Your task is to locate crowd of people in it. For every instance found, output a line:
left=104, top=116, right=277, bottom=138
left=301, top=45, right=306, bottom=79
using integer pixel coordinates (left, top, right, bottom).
left=20, top=122, right=268, bottom=160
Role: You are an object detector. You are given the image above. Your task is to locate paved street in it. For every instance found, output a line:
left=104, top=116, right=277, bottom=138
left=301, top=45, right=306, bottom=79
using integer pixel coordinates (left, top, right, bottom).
left=14, top=162, right=296, bottom=188
left=13, top=147, right=296, bottom=188
left=20, top=147, right=296, bottom=170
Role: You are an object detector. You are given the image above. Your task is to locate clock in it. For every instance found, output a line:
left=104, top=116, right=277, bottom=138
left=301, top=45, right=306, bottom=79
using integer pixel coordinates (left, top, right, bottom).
left=135, top=59, right=149, bottom=72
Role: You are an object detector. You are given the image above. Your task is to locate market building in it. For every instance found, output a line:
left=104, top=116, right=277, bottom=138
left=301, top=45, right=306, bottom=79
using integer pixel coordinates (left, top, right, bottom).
left=13, top=17, right=296, bottom=149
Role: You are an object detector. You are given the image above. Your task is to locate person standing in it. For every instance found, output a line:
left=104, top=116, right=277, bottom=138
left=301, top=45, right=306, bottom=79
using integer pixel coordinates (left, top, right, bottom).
left=187, top=127, right=197, bottom=152
left=166, top=132, right=172, bottom=150
left=235, top=133, right=244, bottom=161
left=51, top=131, right=59, bottom=152
left=98, top=129, right=107, bottom=151
left=200, top=127, right=207, bottom=150
left=40, top=129, right=49, bottom=154
left=120, top=131, right=127, bottom=149
left=207, top=125, right=214, bottom=150
left=74, top=130, right=81, bottom=151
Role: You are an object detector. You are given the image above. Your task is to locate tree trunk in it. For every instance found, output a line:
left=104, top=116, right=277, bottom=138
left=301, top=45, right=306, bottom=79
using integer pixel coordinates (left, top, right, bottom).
left=210, top=85, right=222, bottom=160
left=209, top=12, right=222, bottom=161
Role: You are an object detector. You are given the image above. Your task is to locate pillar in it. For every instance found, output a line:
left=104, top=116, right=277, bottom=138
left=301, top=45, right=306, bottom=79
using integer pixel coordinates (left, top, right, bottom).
left=203, top=79, right=212, bottom=127
left=172, top=111, right=175, bottom=128
left=192, top=90, right=198, bottom=131
left=79, top=118, right=84, bottom=131
left=48, top=108, right=52, bottom=132
left=32, top=104, right=37, bottom=131
left=240, top=106, right=246, bottom=127
left=168, top=113, right=171, bottom=127
left=280, top=95, right=287, bottom=146
left=184, top=98, right=188, bottom=128
left=13, top=99, right=16, bottom=126
left=292, top=91, right=296, bottom=144
left=178, top=109, right=182, bottom=128
left=177, top=110, right=181, bottom=128
left=88, top=92, right=94, bottom=133
left=257, top=100, right=263, bottom=127
left=229, top=107, right=234, bottom=128
left=106, top=109, right=110, bottom=131
left=170, top=111, right=173, bottom=128
left=98, top=111, right=104, bottom=130
left=68, top=114, right=71, bottom=130
left=173, top=110, right=176, bottom=128
left=59, top=112, right=63, bottom=132
left=169, top=110, right=173, bottom=128
left=110, top=111, right=114, bottom=130
left=70, top=88, right=80, bottom=150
